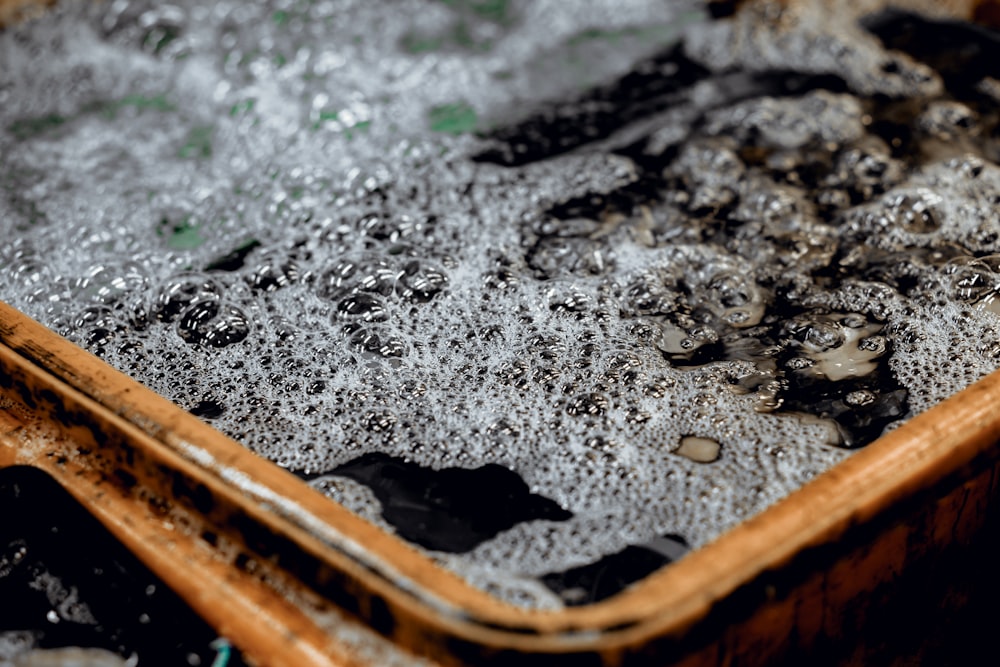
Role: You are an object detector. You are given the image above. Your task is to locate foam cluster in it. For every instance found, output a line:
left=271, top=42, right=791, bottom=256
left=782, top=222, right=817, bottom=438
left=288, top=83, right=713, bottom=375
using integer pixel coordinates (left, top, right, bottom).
left=3, top=0, right=1000, bottom=609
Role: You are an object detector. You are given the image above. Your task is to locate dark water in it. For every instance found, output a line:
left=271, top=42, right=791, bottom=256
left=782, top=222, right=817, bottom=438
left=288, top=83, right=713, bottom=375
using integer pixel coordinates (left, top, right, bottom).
left=0, top=466, right=246, bottom=666
left=478, top=55, right=917, bottom=449
left=312, top=453, right=572, bottom=553
left=540, top=534, right=689, bottom=605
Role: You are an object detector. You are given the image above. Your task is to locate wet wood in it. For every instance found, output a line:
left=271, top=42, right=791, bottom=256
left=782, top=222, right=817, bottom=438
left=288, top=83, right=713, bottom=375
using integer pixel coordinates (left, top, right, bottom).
left=0, top=0, right=51, bottom=26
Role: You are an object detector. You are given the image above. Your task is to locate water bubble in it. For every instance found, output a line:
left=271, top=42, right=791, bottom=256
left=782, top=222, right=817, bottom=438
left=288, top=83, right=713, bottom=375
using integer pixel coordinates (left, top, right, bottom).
left=943, top=256, right=999, bottom=304
left=151, top=274, right=222, bottom=323
left=654, top=321, right=719, bottom=360
left=316, top=259, right=360, bottom=298
left=916, top=101, right=978, bottom=141
left=526, top=236, right=608, bottom=278
left=347, top=326, right=407, bottom=358
left=356, top=262, right=403, bottom=296
left=496, top=359, right=530, bottom=388
left=247, top=253, right=299, bottom=292
left=362, top=410, right=396, bottom=433
left=357, top=213, right=421, bottom=242
left=841, top=313, right=867, bottom=329
left=785, top=357, right=813, bottom=371
left=643, top=376, right=676, bottom=398
left=547, top=283, right=593, bottom=314
left=844, top=389, right=877, bottom=406
left=531, top=216, right=603, bottom=239
left=801, top=321, right=845, bottom=351
left=333, top=291, right=388, bottom=323
left=669, top=141, right=743, bottom=212
left=76, top=262, right=148, bottom=305
left=824, top=137, right=902, bottom=201
left=177, top=301, right=251, bottom=347
left=884, top=191, right=943, bottom=234
left=566, top=393, right=609, bottom=417
left=526, top=335, right=568, bottom=362
left=730, top=184, right=803, bottom=226
left=625, top=405, right=653, bottom=424
left=858, top=335, right=886, bottom=355
left=693, top=392, right=717, bottom=406
left=190, top=398, right=225, bottom=419
left=705, top=271, right=765, bottom=328
left=482, top=266, right=520, bottom=291
left=397, top=260, right=448, bottom=302
left=317, top=255, right=399, bottom=300
left=621, top=270, right=680, bottom=317
left=397, top=379, right=427, bottom=399
left=783, top=313, right=884, bottom=382
left=707, top=90, right=865, bottom=151
left=753, top=378, right=785, bottom=413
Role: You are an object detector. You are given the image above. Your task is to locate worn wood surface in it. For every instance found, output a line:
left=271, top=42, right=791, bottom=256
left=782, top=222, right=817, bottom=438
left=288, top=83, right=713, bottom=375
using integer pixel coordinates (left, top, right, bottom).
left=0, top=0, right=51, bottom=26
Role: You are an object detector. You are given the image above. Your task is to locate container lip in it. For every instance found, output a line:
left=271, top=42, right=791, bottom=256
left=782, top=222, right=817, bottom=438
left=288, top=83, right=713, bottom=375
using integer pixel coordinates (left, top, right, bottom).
left=3, top=296, right=1000, bottom=652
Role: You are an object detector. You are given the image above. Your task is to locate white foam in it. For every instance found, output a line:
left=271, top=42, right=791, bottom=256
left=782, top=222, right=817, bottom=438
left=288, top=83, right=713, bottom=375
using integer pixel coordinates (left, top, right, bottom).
left=3, top=0, right=1000, bottom=610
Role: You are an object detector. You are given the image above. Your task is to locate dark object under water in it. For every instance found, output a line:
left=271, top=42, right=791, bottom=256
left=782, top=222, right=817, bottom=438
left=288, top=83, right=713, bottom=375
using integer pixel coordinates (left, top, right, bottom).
left=0, top=466, right=246, bottom=666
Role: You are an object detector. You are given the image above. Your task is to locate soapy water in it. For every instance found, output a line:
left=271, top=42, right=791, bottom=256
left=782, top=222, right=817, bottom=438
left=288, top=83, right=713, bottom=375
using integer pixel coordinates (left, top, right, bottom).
left=3, top=0, right=1000, bottom=609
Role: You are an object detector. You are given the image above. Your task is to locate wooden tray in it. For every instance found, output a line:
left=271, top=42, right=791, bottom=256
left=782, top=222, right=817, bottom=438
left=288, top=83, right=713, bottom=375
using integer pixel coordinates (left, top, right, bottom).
left=4, top=1, right=1000, bottom=664
left=3, top=291, right=1000, bottom=667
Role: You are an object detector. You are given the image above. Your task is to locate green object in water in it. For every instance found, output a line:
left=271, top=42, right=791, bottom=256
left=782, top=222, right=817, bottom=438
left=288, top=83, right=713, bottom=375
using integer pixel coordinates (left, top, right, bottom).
left=229, top=99, right=256, bottom=117
left=102, top=94, right=177, bottom=119
left=158, top=218, right=206, bottom=250
left=178, top=126, right=213, bottom=159
left=428, top=103, right=477, bottom=135
left=7, top=114, right=67, bottom=140
left=210, top=638, right=232, bottom=667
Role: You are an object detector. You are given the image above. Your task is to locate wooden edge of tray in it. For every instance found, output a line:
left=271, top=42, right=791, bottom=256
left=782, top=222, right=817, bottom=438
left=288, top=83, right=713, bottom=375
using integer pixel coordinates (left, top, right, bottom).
left=0, top=0, right=52, bottom=27
left=3, top=295, right=1000, bottom=666
left=0, top=407, right=378, bottom=667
